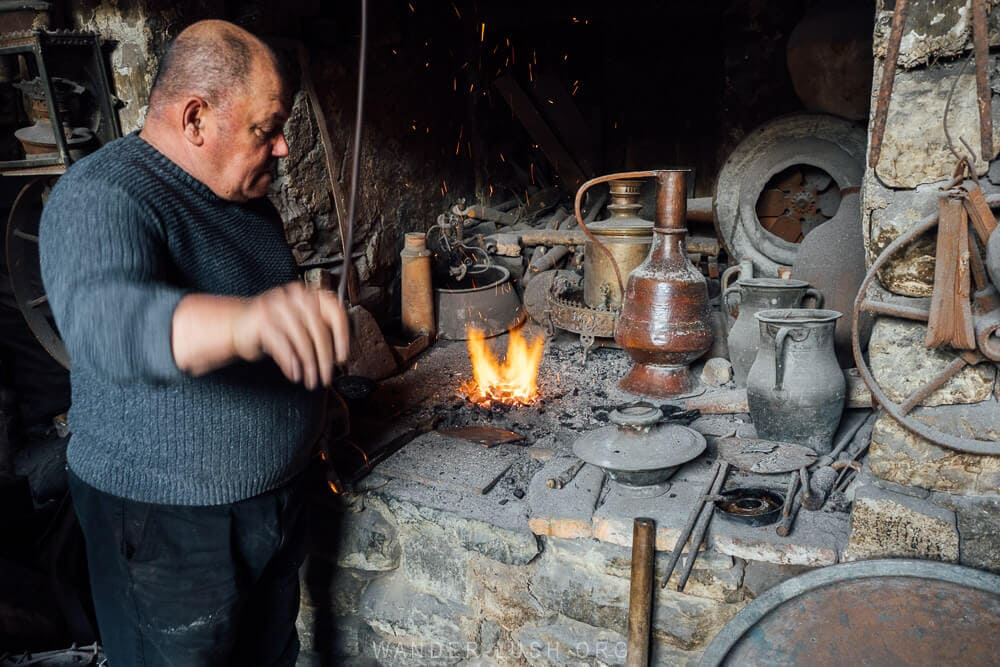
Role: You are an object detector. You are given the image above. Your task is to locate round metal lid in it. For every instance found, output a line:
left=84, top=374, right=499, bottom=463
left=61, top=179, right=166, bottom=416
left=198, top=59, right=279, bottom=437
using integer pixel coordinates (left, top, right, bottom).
left=572, top=423, right=706, bottom=472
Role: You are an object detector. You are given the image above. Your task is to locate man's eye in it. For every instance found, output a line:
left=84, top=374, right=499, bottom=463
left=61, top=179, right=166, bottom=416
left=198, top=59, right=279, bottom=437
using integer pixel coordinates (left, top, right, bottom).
left=253, top=126, right=272, bottom=139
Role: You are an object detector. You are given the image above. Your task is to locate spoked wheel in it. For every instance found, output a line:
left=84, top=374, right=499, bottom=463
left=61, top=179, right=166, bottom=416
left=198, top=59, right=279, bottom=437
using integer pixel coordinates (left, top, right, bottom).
left=852, top=195, right=1000, bottom=455
left=6, top=176, right=69, bottom=370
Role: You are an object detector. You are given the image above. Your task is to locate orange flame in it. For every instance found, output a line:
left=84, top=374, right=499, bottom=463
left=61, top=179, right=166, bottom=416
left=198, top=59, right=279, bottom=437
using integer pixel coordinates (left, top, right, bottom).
left=460, top=327, right=544, bottom=407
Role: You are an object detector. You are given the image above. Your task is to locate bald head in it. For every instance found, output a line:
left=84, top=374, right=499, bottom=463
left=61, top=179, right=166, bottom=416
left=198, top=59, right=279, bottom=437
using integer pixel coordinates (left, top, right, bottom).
left=148, top=20, right=284, bottom=119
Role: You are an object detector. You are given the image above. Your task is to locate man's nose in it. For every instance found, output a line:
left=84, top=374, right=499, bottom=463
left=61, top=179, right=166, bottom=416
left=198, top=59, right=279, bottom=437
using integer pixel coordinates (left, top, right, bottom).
left=272, top=132, right=289, bottom=158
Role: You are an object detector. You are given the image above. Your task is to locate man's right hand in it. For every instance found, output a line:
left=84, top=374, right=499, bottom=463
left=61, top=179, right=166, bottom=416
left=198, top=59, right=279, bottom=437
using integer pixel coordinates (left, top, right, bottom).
left=171, top=283, right=350, bottom=388
left=231, top=283, right=350, bottom=389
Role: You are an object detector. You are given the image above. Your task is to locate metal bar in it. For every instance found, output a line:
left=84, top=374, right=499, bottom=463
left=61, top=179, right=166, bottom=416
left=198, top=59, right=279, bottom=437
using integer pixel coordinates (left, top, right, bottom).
left=861, top=300, right=930, bottom=322
left=972, top=0, right=992, bottom=161
left=546, top=459, right=586, bottom=489
left=626, top=517, right=655, bottom=667
left=661, top=459, right=722, bottom=589
left=869, top=0, right=911, bottom=169
left=676, top=462, right=729, bottom=592
left=898, top=356, right=969, bottom=415
left=775, top=488, right=802, bottom=537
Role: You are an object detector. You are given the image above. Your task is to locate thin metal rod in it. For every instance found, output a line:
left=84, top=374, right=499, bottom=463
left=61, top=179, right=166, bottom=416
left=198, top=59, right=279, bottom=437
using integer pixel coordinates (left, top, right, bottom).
left=676, top=462, right=729, bottom=592
left=626, top=517, right=656, bottom=667
left=338, top=0, right=368, bottom=306
left=869, top=0, right=911, bottom=169
left=661, top=460, right=722, bottom=589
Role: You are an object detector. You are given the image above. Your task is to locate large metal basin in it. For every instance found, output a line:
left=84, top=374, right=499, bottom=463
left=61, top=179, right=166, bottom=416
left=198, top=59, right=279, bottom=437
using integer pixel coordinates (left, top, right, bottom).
left=435, top=265, right=525, bottom=340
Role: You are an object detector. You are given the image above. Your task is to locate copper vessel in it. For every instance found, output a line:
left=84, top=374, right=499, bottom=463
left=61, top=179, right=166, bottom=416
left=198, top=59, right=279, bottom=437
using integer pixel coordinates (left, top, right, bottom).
left=575, top=170, right=712, bottom=397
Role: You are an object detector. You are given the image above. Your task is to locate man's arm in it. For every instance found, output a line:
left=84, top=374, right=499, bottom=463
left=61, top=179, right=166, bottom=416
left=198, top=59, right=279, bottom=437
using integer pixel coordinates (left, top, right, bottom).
left=171, top=283, right=350, bottom=389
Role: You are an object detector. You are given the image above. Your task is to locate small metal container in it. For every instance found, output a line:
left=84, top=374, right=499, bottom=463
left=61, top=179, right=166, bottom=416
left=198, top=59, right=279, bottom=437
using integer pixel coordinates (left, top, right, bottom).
left=714, top=487, right=784, bottom=526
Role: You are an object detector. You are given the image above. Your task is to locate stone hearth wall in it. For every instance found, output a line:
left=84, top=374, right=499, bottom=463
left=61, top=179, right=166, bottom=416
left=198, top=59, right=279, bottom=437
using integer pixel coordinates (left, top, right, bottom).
left=299, top=482, right=816, bottom=666
left=854, top=0, right=1000, bottom=570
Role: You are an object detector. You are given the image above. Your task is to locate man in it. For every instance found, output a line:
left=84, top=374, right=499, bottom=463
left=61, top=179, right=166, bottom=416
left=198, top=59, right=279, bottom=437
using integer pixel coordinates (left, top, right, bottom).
left=38, top=20, right=349, bottom=665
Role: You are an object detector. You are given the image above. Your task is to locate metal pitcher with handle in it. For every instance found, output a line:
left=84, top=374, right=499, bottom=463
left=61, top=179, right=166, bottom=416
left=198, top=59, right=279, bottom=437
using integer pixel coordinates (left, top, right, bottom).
left=747, top=308, right=845, bottom=454
left=725, top=278, right=823, bottom=387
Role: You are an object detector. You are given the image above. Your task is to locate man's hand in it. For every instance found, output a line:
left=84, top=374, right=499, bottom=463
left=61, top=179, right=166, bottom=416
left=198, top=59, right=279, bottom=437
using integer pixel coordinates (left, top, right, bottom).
left=172, top=283, right=350, bottom=387
left=231, top=283, right=349, bottom=388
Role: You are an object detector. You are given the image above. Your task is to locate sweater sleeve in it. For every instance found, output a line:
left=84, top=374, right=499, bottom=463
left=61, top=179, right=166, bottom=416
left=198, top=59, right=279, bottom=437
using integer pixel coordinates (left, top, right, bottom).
left=39, top=177, right=188, bottom=384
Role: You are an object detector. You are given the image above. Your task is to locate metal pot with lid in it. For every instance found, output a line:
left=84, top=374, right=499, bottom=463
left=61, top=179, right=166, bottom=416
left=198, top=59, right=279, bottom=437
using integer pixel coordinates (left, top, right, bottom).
left=572, top=403, right=706, bottom=498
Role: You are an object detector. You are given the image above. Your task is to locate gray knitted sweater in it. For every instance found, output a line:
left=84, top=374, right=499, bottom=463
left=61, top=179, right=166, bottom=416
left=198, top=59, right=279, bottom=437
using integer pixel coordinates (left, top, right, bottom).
left=39, top=133, right=322, bottom=505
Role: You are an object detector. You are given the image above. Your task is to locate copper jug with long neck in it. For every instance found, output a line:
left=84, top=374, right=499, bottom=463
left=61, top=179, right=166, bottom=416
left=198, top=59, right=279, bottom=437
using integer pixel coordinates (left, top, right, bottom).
left=613, top=170, right=713, bottom=397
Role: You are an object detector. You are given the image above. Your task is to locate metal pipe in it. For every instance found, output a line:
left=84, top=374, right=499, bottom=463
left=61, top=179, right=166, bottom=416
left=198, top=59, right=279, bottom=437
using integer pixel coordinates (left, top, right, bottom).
left=626, top=517, right=656, bottom=667
left=676, top=462, right=729, bottom=592
left=546, top=459, right=586, bottom=489
left=868, top=0, right=911, bottom=169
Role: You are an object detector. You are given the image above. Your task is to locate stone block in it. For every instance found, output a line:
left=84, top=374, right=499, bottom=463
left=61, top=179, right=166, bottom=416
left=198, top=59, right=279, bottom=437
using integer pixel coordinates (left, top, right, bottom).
left=868, top=318, right=995, bottom=407
left=930, top=493, right=1000, bottom=574
left=528, top=550, right=740, bottom=651
left=465, top=553, right=546, bottom=629
left=864, top=177, right=937, bottom=296
left=385, top=495, right=541, bottom=566
left=335, top=498, right=401, bottom=572
left=869, top=411, right=1000, bottom=495
left=397, top=518, right=471, bottom=603
left=543, top=537, right=744, bottom=603
left=360, top=572, right=479, bottom=659
left=874, top=0, right=1000, bottom=69
left=844, top=483, right=959, bottom=562
left=740, top=560, right=815, bottom=599
left=513, top=615, right=631, bottom=667
left=528, top=458, right=603, bottom=540
left=871, top=59, right=1000, bottom=188
left=709, top=507, right=848, bottom=567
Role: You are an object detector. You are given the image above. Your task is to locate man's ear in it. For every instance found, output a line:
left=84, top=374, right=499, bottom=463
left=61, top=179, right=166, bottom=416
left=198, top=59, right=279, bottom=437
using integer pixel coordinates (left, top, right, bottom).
left=181, top=97, right=207, bottom=146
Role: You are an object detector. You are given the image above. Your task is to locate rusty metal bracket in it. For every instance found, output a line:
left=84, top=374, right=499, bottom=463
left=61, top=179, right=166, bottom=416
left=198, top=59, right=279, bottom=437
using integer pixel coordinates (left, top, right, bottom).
left=868, top=0, right=910, bottom=170
left=852, top=192, right=1000, bottom=455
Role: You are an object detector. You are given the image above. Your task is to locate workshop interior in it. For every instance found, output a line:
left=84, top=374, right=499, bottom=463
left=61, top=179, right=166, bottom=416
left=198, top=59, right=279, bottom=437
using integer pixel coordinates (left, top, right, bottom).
left=1, top=0, right=1000, bottom=665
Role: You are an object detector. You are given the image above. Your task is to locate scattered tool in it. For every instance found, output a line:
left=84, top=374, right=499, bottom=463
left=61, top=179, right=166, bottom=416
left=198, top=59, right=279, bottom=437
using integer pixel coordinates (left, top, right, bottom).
left=661, top=460, right=729, bottom=591
left=676, top=462, right=729, bottom=592
left=803, top=412, right=876, bottom=510
left=546, top=459, right=587, bottom=489
left=776, top=469, right=805, bottom=537
left=626, top=517, right=655, bottom=667
left=717, top=437, right=817, bottom=474
left=438, top=426, right=524, bottom=448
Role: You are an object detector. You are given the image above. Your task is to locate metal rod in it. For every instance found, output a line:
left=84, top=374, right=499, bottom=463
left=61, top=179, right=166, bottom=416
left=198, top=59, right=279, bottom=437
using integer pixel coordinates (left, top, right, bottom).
left=972, top=0, right=993, bottom=161
left=869, top=0, right=911, bottom=169
left=338, top=0, right=368, bottom=306
left=781, top=470, right=799, bottom=522
left=676, top=462, right=729, bottom=592
left=661, top=460, right=722, bottom=589
left=626, top=518, right=656, bottom=667
left=776, top=489, right=802, bottom=537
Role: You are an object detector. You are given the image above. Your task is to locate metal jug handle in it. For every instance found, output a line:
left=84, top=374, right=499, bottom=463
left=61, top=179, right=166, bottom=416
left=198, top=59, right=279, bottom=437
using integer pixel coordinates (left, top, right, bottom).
left=720, top=264, right=743, bottom=293
left=723, top=283, right=741, bottom=320
left=800, top=287, right=824, bottom=309
left=574, top=170, right=661, bottom=302
left=772, top=326, right=793, bottom=392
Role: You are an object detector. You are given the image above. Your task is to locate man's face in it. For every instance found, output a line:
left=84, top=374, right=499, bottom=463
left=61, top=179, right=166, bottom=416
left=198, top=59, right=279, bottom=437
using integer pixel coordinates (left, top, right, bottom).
left=208, top=61, right=290, bottom=202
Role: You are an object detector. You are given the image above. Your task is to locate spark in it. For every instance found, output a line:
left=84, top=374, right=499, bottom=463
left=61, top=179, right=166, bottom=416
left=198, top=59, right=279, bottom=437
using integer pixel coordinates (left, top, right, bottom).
left=453, top=77, right=457, bottom=91
left=528, top=63, right=533, bottom=82
left=391, top=48, right=398, bottom=56
left=452, top=2, right=460, bottom=18
left=480, top=22, right=486, bottom=42
left=499, top=151, right=506, bottom=163
left=408, top=2, right=415, bottom=13
left=562, top=53, right=569, bottom=62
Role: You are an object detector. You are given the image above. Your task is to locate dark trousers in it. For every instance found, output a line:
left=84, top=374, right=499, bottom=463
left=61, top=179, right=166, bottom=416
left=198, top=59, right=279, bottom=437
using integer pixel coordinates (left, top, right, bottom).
left=68, top=470, right=306, bottom=666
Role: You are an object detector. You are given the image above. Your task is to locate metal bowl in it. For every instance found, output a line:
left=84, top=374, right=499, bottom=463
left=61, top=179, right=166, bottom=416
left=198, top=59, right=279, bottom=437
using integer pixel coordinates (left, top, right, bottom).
left=714, top=487, right=784, bottom=526
left=435, top=265, right=525, bottom=340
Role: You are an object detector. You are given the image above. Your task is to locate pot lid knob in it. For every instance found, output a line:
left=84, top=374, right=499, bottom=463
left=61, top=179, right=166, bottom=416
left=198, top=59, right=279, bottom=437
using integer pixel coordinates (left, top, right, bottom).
left=609, top=403, right=662, bottom=428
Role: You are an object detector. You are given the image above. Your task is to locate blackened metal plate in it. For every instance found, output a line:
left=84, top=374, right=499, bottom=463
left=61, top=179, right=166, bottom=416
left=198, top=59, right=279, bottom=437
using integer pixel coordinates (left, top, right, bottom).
left=700, top=559, right=1000, bottom=667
